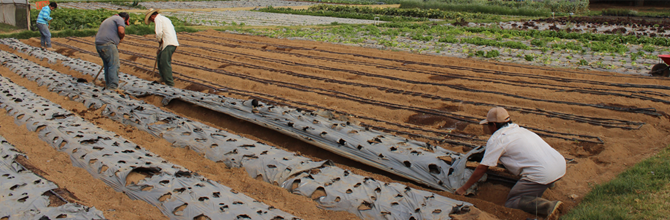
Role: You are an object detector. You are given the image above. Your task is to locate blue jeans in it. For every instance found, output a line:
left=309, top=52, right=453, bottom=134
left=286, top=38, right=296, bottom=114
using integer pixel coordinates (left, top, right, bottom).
left=36, top=23, right=51, bottom=48
left=95, top=42, right=120, bottom=89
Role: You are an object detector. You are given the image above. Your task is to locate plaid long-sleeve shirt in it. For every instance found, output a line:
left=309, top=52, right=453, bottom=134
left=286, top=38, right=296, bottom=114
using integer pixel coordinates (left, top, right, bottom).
left=37, top=6, right=52, bottom=25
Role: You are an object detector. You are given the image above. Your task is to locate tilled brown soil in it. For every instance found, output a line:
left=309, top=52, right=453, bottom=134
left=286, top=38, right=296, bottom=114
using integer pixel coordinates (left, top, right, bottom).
left=2, top=30, right=670, bottom=219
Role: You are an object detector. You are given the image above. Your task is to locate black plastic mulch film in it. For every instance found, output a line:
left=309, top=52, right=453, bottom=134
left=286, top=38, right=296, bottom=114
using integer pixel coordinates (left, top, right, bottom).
left=0, top=40, right=473, bottom=219
left=0, top=135, right=105, bottom=219
left=0, top=52, right=298, bottom=219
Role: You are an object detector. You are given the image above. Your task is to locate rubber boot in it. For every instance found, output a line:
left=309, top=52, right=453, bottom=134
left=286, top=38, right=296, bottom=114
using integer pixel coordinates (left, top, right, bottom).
left=517, top=196, right=562, bottom=219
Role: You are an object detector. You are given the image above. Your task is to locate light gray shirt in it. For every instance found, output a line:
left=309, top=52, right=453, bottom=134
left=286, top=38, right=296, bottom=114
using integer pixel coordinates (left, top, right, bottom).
left=95, top=16, right=126, bottom=46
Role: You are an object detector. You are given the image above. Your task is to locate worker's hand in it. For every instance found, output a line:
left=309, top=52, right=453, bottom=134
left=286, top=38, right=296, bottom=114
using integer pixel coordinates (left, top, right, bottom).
left=454, top=187, right=467, bottom=196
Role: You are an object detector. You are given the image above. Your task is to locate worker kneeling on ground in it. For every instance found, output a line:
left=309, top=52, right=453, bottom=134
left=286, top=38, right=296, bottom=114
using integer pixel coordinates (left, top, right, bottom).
left=455, top=107, right=565, bottom=219
left=145, top=8, right=179, bottom=87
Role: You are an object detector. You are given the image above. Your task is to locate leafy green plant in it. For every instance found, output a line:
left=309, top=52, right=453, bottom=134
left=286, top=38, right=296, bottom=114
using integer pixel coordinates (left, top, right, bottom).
left=485, top=50, right=500, bottom=58
left=29, top=8, right=186, bottom=31
left=524, top=54, right=534, bottom=61
left=475, top=50, right=485, bottom=57
left=643, top=44, right=655, bottom=52
left=531, top=38, right=547, bottom=47
left=578, top=59, right=589, bottom=65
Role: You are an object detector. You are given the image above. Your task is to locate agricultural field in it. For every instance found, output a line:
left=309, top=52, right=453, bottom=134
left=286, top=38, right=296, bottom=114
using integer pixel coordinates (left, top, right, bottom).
left=59, top=0, right=315, bottom=10
left=2, top=0, right=670, bottom=219
left=162, top=10, right=383, bottom=26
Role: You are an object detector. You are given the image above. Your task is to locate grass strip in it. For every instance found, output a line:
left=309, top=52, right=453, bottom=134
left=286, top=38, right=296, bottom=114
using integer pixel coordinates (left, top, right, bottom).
left=0, top=23, right=23, bottom=33
left=563, top=146, right=670, bottom=219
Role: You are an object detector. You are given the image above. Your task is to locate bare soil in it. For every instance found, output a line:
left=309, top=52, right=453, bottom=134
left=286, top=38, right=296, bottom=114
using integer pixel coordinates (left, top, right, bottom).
left=2, top=30, right=670, bottom=219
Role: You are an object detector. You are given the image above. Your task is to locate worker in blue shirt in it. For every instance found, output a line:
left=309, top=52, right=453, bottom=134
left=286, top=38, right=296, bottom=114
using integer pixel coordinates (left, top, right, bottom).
left=36, top=2, right=57, bottom=50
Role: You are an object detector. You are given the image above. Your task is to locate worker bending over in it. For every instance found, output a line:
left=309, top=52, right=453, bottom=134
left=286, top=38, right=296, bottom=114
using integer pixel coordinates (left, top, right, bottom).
left=456, top=107, right=565, bottom=219
left=95, top=12, right=130, bottom=91
left=145, top=8, right=179, bottom=87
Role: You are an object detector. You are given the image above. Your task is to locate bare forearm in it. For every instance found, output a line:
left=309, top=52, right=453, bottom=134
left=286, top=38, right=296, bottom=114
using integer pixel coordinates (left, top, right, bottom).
left=456, top=164, right=488, bottom=194
left=118, top=26, right=126, bottom=42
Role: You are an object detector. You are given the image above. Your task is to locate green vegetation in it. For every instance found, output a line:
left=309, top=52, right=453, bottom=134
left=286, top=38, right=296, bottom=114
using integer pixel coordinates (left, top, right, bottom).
left=259, top=6, right=427, bottom=22
left=2, top=8, right=196, bottom=39
left=596, top=8, right=670, bottom=17
left=0, top=25, right=197, bottom=39
left=551, top=42, right=583, bottom=51
left=399, top=0, right=588, bottom=16
left=112, top=0, right=146, bottom=9
left=29, top=8, right=189, bottom=31
left=0, top=23, right=23, bottom=33
left=261, top=4, right=500, bottom=21
left=485, top=49, right=499, bottom=58
left=400, top=0, right=549, bottom=17
left=285, top=0, right=402, bottom=4
left=461, top=37, right=530, bottom=50
left=601, top=8, right=638, bottom=16
left=30, top=8, right=143, bottom=31
left=563, top=146, right=670, bottom=219
left=29, top=0, right=228, bottom=2
left=454, top=25, right=670, bottom=47
left=524, top=54, right=534, bottom=61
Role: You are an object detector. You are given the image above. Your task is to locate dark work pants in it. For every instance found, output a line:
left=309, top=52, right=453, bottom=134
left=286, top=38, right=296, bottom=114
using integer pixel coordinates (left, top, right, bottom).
left=157, top=45, right=176, bottom=86
left=505, top=180, right=551, bottom=209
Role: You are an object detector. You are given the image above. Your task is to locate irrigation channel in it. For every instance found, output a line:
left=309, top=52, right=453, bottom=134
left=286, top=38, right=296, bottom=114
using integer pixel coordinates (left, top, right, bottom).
left=0, top=30, right=668, bottom=219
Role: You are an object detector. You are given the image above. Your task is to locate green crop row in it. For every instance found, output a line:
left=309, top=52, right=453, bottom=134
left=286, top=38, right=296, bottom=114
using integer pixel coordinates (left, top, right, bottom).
left=399, top=0, right=588, bottom=15
left=460, top=37, right=530, bottom=50
left=259, top=6, right=427, bottom=22
left=376, top=22, right=670, bottom=47
left=0, top=25, right=197, bottom=39
left=286, top=0, right=402, bottom=4
left=30, top=8, right=187, bottom=31
left=293, top=4, right=500, bottom=20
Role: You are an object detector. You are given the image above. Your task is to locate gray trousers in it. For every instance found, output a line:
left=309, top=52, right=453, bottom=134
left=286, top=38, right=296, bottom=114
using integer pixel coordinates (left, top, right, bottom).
left=505, top=179, right=552, bottom=209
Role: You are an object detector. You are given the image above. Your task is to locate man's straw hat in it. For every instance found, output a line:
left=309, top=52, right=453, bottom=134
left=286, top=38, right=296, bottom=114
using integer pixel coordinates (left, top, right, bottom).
left=144, top=8, right=159, bottom=25
left=480, top=107, right=511, bottom=125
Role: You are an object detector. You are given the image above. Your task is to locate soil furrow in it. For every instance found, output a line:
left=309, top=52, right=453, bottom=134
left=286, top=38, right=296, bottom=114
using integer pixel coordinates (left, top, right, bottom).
left=0, top=48, right=357, bottom=220
left=10, top=32, right=668, bottom=219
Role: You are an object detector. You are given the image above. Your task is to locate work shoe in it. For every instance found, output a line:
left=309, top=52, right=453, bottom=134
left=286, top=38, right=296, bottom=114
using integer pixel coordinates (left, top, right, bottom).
left=545, top=201, right=562, bottom=220
left=518, top=196, right=562, bottom=219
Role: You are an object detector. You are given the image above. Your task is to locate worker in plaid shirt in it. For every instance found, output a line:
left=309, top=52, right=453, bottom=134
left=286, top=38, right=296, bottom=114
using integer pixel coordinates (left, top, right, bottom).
left=36, top=2, right=57, bottom=50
